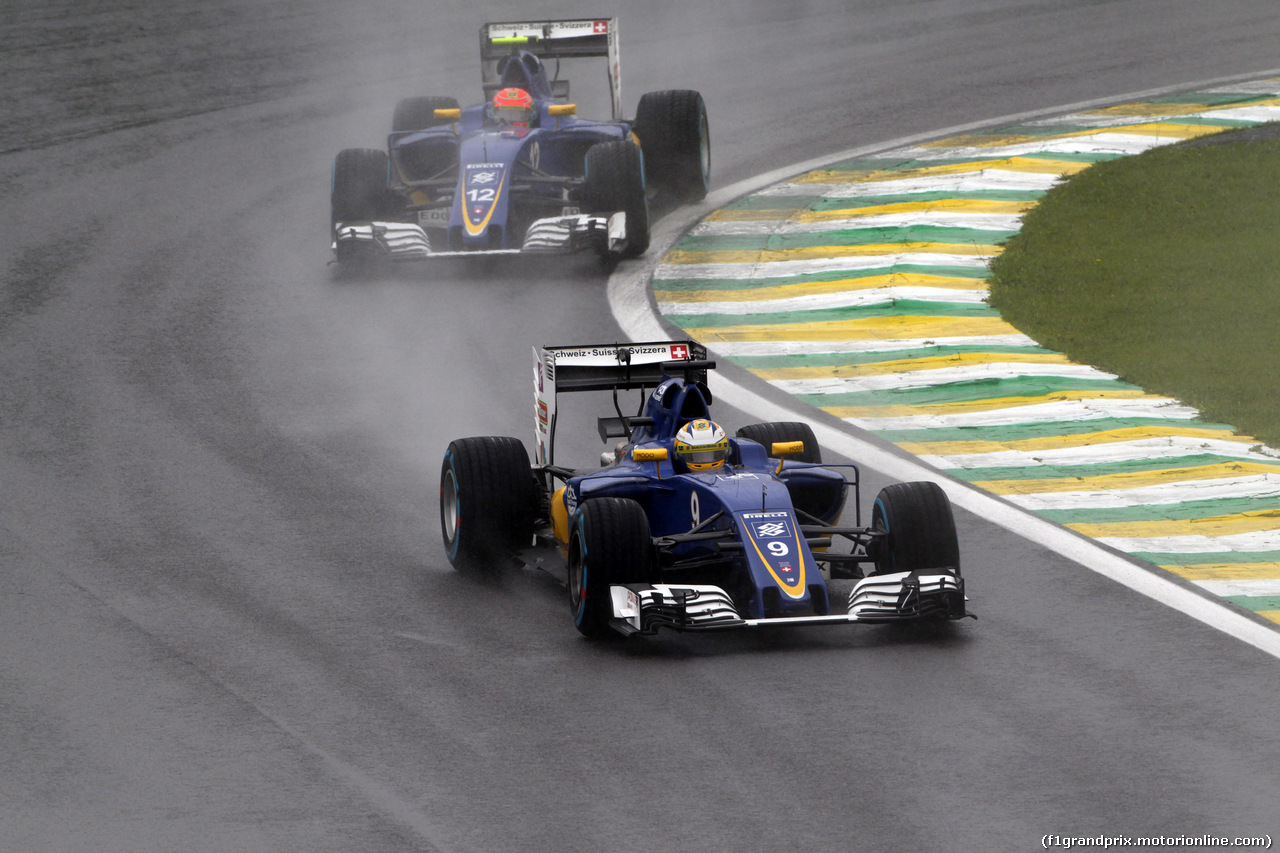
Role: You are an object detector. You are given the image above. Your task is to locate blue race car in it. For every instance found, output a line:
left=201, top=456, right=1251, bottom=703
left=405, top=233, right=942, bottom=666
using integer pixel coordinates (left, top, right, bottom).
left=330, top=18, right=710, bottom=266
left=439, top=342, right=970, bottom=638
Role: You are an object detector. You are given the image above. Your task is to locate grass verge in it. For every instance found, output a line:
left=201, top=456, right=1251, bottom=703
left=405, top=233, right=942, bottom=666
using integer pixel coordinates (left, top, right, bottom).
left=987, top=125, right=1280, bottom=446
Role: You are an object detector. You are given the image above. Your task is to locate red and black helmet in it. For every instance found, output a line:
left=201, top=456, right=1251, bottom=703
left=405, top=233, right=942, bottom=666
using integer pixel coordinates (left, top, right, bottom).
left=492, top=87, right=535, bottom=127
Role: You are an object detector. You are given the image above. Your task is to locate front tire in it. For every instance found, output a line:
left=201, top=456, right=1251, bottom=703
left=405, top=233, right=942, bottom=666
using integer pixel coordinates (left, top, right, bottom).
left=331, top=148, right=400, bottom=267
left=567, top=498, right=653, bottom=638
left=331, top=148, right=392, bottom=225
left=440, top=437, right=538, bottom=574
left=584, top=140, right=650, bottom=258
left=634, top=89, right=710, bottom=204
left=870, top=481, right=960, bottom=577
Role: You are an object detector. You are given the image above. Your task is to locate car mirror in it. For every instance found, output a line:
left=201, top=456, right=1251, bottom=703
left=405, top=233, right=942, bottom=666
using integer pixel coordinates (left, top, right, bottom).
left=434, top=108, right=463, bottom=121
left=771, top=441, right=805, bottom=457
left=547, top=104, right=577, bottom=116
left=632, top=447, right=668, bottom=462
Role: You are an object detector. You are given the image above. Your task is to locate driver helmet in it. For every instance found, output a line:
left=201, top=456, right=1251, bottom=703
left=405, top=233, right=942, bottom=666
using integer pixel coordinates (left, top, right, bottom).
left=674, top=419, right=729, bottom=472
left=492, top=87, right=535, bottom=127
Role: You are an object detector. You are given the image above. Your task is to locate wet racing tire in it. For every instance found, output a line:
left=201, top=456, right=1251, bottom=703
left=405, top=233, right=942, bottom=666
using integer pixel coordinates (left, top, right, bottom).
left=331, top=147, right=401, bottom=266
left=584, top=139, right=650, bottom=258
left=567, top=498, right=653, bottom=638
left=870, top=481, right=960, bottom=577
left=634, top=89, right=710, bottom=204
left=331, top=148, right=393, bottom=225
left=735, top=422, right=822, bottom=464
left=392, top=95, right=461, bottom=132
left=737, top=422, right=841, bottom=522
left=440, top=436, right=538, bottom=574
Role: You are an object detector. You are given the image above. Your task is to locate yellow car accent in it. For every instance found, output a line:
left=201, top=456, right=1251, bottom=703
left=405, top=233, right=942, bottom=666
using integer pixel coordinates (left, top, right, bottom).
left=746, top=531, right=807, bottom=599
left=550, top=486, right=571, bottom=553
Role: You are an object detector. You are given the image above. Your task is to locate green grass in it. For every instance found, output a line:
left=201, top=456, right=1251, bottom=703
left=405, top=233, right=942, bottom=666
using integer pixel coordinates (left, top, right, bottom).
left=987, top=127, right=1280, bottom=446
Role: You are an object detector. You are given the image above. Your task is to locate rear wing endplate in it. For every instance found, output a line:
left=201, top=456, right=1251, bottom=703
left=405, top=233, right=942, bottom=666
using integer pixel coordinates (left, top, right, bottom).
left=533, top=341, right=709, bottom=466
left=480, top=18, right=622, bottom=119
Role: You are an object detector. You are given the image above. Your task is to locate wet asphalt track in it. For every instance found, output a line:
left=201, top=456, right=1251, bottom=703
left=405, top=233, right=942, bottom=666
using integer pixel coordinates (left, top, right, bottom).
left=3, top=2, right=1280, bottom=850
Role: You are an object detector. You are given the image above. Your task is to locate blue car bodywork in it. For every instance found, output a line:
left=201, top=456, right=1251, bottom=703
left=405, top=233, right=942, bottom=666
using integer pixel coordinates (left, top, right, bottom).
left=386, top=50, right=632, bottom=254
left=331, top=18, right=707, bottom=265
left=441, top=342, right=969, bottom=638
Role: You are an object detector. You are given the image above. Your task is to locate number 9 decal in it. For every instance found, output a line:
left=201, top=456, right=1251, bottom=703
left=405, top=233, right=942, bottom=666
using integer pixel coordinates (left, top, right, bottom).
left=690, top=491, right=700, bottom=528
left=767, top=541, right=789, bottom=557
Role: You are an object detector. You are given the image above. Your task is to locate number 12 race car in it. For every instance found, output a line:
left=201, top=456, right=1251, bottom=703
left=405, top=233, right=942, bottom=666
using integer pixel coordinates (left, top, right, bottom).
left=439, top=342, right=970, bottom=638
left=330, top=18, right=710, bottom=266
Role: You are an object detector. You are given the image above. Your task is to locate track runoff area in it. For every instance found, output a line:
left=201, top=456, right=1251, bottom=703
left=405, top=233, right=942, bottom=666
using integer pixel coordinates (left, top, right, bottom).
left=610, top=71, right=1280, bottom=660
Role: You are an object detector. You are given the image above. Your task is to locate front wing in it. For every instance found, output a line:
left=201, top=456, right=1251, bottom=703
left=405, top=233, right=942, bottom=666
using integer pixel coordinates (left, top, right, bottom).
left=332, top=212, right=629, bottom=262
left=608, top=571, right=968, bottom=636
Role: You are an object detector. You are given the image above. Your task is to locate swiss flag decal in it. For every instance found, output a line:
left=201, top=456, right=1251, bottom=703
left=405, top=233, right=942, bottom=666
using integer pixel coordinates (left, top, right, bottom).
left=593, top=20, right=609, bottom=33
left=671, top=344, right=689, bottom=360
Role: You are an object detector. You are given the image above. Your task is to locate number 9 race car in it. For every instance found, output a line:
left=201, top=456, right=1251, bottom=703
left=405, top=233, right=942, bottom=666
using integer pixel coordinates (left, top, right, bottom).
left=439, top=341, right=971, bottom=638
left=330, top=18, right=711, bottom=266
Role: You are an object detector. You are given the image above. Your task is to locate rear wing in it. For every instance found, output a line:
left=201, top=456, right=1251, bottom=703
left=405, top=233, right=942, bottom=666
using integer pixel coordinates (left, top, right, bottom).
left=533, top=341, right=710, bottom=466
left=480, top=18, right=622, bottom=120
